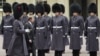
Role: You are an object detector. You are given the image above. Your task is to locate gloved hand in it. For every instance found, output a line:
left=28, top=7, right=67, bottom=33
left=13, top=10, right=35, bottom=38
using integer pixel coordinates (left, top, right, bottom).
left=63, top=35, right=67, bottom=38
left=29, top=39, right=32, bottom=43
left=25, top=29, right=30, bottom=33
left=96, top=37, right=99, bottom=39
left=80, top=36, right=83, bottom=38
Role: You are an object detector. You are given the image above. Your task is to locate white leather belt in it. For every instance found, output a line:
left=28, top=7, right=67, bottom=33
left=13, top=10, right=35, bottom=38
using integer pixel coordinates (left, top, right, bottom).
left=36, top=27, right=45, bottom=29
left=88, top=27, right=96, bottom=29
left=53, top=26, right=62, bottom=28
left=71, top=27, right=79, bottom=29
left=3, top=26, right=13, bottom=28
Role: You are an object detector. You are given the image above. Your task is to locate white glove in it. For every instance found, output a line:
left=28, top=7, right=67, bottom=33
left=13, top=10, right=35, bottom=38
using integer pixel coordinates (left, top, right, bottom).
left=96, top=37, right=99, bottom=39
left=29, top=39, right=32, bottom=43
left=25, top=29, right=30, bottom=33
left=80, top=36, right=83, bottom=38
left=67, top=35, right=70, bottom=38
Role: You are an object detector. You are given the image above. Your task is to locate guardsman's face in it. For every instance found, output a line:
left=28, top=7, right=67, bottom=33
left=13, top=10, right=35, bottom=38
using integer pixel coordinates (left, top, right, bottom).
left=55, top=12, right=60, bottom=16
left=44, top=12, right=48, bottom=16
left=90, top=12, right=95, bottom=16
left=37, top=13, right=42, bottom=17
left=60, top=12, right=63, bottom=15
left=29, top=12, right=33, bottom=15
left=23, top=12, right=27, bottom=15
left=73, top=12, right=78, bottom=16
left=5, top=12, right=10, bottom=15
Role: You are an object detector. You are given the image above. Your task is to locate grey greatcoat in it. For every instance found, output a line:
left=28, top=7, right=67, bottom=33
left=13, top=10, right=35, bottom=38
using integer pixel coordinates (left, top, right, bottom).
left=85, top=16, right=100, bottom=51
left=34, top=16, right=48, bottom=50
left=21, top=15, right=28, bottom=25
left=1, top=15, right=14, bottom=49
left=43, top=15, right=51, bottom=50
left=7, top=20, right=28, bottom=56
left=50, top=15, right=68, bottom=51
left=69, top=15, right=84, bottom=50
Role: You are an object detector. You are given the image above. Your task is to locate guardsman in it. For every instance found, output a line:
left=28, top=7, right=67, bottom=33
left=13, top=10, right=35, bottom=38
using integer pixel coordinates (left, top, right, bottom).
left=51, top=3, right=68, bottom=56
left=85, top=3, right=100, bottom=56
left=1, top=3, right=14, bottom=53
left=69, top=3, right=84, bottom=56
left=59, top=4, right=69, bottom=53
left=7, top=4, right=28, bottom=56
left=43, top=3, right=51, bottom=53
left=21, top=3, right=28, bottom=25
left=34, top=4, right=47, bottom=56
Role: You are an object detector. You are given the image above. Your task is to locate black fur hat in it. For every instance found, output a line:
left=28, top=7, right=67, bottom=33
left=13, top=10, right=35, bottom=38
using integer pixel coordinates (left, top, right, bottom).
left=70, top=3, right=82, bottom=14
left=43, top=3, right=51, bottom=14
left=35, top=4, right=44, bottom=15
left=12, top=2, right=18, bottom=9
left=88, top=3, right=97, bottom=13
left=52, top=3, right=61, bottom=13
left=21, top=3, right=28, bottom=14
left=13, top=4, right=23, bottom=19
left=12, top=2, right=18, bottom=11
left=3, top=3, right=12, bottom=13
left=60, top=4, right=65, bottom=13
left=28, top=4, right=35, bottom=14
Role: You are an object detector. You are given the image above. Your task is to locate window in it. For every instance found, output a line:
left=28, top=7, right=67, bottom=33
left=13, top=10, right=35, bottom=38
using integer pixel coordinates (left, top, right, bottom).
left=0, top=0, right=6, bottom=8
left=36, top=0, right=47, bottom=4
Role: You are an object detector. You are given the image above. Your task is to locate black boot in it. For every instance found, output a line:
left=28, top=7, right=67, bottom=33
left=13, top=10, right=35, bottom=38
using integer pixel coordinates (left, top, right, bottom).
left=73, top=50, right=80, bottom=56
left=90, top=51, right=97, bottom=56
left=44, top=49, right=50, bottom=53
left=38, top=50, right=41, bottom=56
left=58, top=51, right=62, bottom=56
left=55, top=51, right=59, bottom=56
left=32, top=49, right=36, bottom=56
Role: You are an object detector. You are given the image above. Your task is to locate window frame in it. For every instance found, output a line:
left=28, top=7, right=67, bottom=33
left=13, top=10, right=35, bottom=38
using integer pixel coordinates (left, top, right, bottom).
left=0, top=0, right=6, bottom=8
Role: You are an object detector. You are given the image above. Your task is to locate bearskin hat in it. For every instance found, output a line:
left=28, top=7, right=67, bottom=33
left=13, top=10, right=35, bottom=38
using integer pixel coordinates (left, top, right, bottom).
left=52, top=3, right=61, bottom=13
left=13, top=4, right=23, bottom=19
left=43, top=3, right=51, bottom=14
left=88, top=3, right=97, bottom=13
left=3, top=3, right=12, bottom=13
left=60, top=4, right=65, bottom=13
left=12, top=2, right=18, bottom=11
left=28, top=4, right=35, bottom=14
left=21, top=3, right=28, bottom=14
left=35, top=4, right=44, bottom=15
left=70, top=3, right=82, bottom=14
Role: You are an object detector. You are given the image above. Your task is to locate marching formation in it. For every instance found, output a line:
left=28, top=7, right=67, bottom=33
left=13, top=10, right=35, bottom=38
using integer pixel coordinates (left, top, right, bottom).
left=0, top=2, right=100, bottom=56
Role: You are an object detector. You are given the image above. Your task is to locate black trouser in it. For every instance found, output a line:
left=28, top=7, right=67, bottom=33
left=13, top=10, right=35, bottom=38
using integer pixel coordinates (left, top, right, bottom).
left=55, top=51, right=63, bottom=56
left=28, top=50, right=36, bottom=56
left=6, top=49, right=8, bottom=56
left=89, top=51, right=97, bottom=56
left=44, top=49, right=50, bottom=53
left=72, top=50, right=80, bottom=56
left=28, top=41, right=36, bottom=56
left=38, top=50, right=45, bottom=56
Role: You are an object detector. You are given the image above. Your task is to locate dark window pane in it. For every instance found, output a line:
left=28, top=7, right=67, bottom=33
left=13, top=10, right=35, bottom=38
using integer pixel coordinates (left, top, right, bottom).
left=0, top=0, right=6, bottom=8
left=36, top=0, right=47, bottom=4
